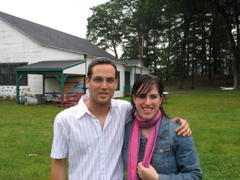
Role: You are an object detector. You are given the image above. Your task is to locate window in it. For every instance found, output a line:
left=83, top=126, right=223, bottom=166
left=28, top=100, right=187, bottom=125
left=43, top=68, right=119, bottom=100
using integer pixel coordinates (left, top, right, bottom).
left=135, top=73, right=141, bottom=81
left=0, top=63, right=28, bottom=85
left=116, top=71, right=120, bottom=90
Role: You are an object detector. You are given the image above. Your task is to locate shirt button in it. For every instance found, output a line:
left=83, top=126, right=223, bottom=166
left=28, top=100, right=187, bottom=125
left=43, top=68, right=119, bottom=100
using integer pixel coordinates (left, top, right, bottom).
left=159, top=149, right=164, bottom=153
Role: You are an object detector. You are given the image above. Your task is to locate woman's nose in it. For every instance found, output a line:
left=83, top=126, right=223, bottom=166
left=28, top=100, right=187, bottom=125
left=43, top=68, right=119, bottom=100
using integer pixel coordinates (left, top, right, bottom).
left=145, top=97, right=151, bottom=105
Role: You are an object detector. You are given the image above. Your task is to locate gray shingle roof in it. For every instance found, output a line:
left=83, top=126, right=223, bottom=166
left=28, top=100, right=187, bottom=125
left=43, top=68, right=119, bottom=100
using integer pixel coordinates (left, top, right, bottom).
left=15, top=60, right=84, bottom=71
left=0, top=11, right=119, bottom=61
left=119, top=59, right=142, bottom=66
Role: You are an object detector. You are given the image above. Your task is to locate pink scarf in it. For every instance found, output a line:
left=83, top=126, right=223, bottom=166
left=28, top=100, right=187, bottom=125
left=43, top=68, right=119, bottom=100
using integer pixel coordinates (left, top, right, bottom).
left=127, top=110, right=162, bottom=180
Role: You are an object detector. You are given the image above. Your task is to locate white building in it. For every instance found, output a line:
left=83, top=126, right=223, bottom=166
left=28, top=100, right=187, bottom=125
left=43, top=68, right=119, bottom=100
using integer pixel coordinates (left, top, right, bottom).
left=0, top=11, right=149, bottom=103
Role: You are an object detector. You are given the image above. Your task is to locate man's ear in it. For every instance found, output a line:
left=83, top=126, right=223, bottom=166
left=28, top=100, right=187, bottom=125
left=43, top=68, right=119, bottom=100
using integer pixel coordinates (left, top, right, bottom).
left=114, top=77, right=118, bottom=90
left=86, top=76, right=90, bottom=89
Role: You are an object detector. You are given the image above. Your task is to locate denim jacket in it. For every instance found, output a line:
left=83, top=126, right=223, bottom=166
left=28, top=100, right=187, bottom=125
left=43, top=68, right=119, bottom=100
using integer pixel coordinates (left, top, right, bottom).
left=122, top=115, right=202, bottom=180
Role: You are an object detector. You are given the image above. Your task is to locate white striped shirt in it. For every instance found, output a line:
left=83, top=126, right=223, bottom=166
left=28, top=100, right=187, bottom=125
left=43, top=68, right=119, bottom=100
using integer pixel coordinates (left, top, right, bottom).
left=51, top=95, right=132, bottom=180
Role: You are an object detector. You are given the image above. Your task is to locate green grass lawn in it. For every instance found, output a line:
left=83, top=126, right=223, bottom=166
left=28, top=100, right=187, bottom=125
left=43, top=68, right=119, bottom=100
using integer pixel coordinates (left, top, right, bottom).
left=166, top=89, right=240, bottom=179
left=0, top=101, right=62, bottom=180
left=0, top=89, right=240, bottom=179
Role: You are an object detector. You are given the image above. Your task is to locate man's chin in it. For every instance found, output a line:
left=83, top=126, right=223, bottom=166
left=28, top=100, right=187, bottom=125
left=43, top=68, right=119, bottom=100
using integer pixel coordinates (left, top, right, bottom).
left=97, top=98, right=110, bottom=106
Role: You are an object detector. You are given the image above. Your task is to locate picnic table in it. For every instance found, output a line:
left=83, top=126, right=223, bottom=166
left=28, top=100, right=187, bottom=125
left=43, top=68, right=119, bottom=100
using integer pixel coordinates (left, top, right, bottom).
left=55, top=92, right=84, bottom=108
left=163, top=92, right=169, bottom=103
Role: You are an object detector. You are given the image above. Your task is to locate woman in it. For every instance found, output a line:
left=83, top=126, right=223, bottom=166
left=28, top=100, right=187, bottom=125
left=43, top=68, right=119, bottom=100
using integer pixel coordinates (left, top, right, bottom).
left=123, top=74, right=202, bottom=180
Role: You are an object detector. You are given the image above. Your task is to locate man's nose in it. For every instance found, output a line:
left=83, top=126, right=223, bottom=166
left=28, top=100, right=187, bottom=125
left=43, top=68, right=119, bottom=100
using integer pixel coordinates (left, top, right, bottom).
left=100, top=80, right=108, bottom=88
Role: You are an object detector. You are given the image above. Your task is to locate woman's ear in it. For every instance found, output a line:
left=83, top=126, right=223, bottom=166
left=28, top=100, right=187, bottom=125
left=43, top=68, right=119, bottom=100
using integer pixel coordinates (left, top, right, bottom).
left=132, top=95, right=136, bottom=104
left=159, top=95, right=163, bottom=105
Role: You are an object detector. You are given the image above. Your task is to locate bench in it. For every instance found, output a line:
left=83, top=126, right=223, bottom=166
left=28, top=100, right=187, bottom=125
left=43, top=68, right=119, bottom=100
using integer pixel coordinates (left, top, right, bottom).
left=55, top=93, right=83, bottom=108
left=162, top=92, right=170, bottom=103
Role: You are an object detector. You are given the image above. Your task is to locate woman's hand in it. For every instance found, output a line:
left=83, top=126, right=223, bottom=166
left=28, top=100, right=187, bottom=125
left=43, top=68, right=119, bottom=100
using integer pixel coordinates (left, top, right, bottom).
left=173, top=117, right=192, bottom=136
left=137, top=162, right=159, bottom=180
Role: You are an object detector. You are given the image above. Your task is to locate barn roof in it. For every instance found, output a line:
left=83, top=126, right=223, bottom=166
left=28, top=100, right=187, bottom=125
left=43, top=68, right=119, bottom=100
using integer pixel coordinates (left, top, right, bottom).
left=0, top=11, right=119, bottom=61
left=15, top=60, right=85, bottom=72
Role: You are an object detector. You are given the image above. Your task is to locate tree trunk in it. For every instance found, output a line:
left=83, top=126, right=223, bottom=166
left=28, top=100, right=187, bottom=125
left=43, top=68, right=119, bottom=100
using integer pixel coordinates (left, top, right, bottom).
left=214, top=1, right=240, bottom=88
left=191, top=59, right=195, bottom=89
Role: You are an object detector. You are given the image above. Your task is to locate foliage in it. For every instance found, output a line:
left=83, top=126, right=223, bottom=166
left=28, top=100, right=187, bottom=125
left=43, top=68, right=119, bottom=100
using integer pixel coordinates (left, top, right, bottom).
left=86, top=0, right=240, bottom=88
left=87, top=1, right=125, bottom=58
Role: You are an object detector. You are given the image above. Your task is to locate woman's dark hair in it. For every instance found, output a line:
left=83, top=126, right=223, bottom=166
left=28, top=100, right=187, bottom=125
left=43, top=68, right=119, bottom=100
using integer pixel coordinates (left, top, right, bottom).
left=87, top=57, right=117, bottom=78
left=131, top=74, right=168, bottom=119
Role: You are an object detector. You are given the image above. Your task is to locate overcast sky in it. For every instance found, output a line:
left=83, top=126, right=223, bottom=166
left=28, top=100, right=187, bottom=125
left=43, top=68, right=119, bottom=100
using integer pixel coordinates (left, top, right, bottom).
left=0, top=0, right=109, bottom=38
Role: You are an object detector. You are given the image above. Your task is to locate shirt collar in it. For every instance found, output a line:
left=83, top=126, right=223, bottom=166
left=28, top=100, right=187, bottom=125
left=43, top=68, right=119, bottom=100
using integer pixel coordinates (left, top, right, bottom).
left=75, top=94, right=90, bottom=118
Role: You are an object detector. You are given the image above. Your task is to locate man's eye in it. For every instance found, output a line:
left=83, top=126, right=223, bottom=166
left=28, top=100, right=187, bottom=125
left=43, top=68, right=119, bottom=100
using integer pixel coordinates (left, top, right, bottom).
left=94, top=78, right=103, bottom=83
left=106, top=78, right=115, bottom=83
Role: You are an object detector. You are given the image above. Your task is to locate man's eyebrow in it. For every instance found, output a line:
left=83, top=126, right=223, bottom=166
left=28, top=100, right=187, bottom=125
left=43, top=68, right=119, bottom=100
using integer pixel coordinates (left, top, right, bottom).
left=93, top=76, right=115, bottom=78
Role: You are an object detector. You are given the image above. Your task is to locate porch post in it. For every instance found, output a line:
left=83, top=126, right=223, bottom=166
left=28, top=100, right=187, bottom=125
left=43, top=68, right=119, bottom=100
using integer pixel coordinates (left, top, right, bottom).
left=16, top=73, right=20, bottom=104
left=53, top=73, right=68, bottom=92
left=15, top=72, right=26, bottom=104
left=42, top=74, right=45, bottom=95
left=61, top=73, right=68, bottom=92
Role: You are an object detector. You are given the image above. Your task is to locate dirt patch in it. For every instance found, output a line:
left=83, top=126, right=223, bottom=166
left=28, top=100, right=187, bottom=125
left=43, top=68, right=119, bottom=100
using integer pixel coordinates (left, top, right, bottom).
left=163, top=74, right=234, bottom=92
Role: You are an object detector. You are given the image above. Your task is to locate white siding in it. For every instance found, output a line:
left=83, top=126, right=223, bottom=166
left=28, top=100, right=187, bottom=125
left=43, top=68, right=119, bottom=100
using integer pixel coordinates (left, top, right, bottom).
left=0, top=19, right=149, bottom=99
left=63, top=62, right=86, bottom=75
left=115, top=63, right=125, bottom=98
left=0, top=19, right=86, bottom=97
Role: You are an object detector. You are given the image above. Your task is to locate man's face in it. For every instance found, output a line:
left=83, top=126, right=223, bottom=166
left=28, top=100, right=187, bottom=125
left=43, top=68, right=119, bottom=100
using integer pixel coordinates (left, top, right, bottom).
left=86, top=64, right=118, bottom=106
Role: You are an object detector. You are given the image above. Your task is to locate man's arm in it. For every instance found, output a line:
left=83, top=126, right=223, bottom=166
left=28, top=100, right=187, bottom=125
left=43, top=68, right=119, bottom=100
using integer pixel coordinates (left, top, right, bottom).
left=50, top=158, right=67, bottom=180
left=173, top=118, right=192, bottom=137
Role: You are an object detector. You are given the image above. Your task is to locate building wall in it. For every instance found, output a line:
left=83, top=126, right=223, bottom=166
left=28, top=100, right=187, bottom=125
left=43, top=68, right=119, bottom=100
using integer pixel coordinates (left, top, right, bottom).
left=129, top=66, right=149, bottom=86
left=0, top=19, right=149, bottom=99
left=141, top=68, right=149, bottom=75
left=115, top=63, right=125, bottom=98
left=0, top=20, right=85, bottom=98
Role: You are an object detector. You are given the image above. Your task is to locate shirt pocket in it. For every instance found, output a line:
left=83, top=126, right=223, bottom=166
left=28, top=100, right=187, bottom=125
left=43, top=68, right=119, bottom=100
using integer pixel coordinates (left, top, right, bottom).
left=73, top=138, right=92, bottom=154
left=151, top=144, right=171, bottom=173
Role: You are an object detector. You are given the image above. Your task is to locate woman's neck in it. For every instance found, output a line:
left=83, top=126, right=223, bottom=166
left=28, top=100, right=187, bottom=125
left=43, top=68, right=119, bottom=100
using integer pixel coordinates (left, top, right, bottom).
left=141, top=126, right=154, bottom=138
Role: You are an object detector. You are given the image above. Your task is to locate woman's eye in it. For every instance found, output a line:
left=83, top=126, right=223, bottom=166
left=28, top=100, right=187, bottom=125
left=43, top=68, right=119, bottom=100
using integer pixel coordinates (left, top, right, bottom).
left=151, top=95, right=159, bottom=99
left=138, top=94, right=146, bottom=99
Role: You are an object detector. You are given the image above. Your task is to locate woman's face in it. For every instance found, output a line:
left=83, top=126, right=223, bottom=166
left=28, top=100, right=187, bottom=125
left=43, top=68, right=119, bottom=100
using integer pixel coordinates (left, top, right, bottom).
left=133, top=85, right=162, bottom=121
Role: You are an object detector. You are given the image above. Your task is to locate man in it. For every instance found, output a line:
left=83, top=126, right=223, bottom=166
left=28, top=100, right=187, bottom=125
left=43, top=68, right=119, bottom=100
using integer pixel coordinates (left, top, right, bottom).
left=50, top=57, right=191, bottom=180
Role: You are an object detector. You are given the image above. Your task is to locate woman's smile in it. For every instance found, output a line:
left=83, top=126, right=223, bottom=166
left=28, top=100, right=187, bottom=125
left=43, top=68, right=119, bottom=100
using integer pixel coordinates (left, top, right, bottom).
left=133, top=85, right=162, bottom=121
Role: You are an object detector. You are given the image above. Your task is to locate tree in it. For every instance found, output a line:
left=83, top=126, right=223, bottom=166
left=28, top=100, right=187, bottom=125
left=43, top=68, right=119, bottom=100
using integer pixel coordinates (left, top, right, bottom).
left=86, top=0, right=239, bottom=88
left=211, top=0, right=240, bottom=88
left=87, top=1, right=125, bottom=58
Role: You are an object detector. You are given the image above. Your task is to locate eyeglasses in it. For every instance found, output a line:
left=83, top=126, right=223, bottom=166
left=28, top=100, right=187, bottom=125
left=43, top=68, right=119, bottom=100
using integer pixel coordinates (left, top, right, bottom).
left=91, top=77, right=116, bottom=84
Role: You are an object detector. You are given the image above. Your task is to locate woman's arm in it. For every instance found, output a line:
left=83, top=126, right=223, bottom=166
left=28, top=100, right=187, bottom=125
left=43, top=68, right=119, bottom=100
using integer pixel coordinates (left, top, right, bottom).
left=159, top=136, right=202, bottom=180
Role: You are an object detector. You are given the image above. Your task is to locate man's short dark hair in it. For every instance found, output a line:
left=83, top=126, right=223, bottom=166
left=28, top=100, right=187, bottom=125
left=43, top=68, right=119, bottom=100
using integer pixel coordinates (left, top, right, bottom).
left=87, top=57, right=117, bottom=78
